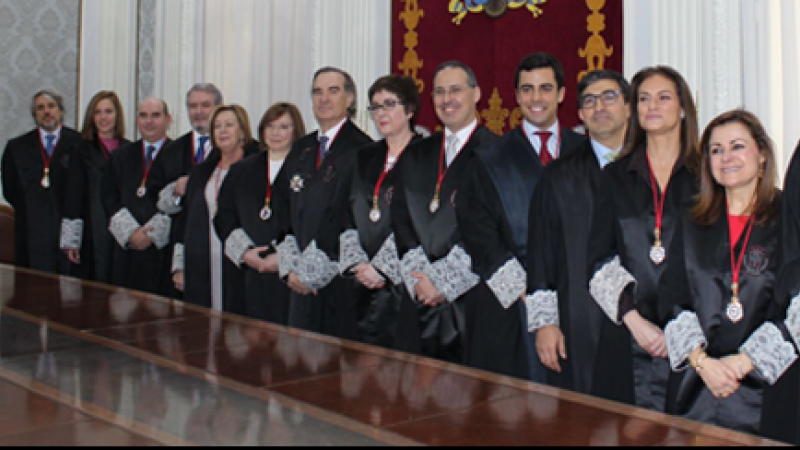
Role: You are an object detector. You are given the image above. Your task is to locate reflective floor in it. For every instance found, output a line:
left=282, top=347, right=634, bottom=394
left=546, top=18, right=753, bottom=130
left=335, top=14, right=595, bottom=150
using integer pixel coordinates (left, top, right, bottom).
left=0, top=266, right=785, bottom=446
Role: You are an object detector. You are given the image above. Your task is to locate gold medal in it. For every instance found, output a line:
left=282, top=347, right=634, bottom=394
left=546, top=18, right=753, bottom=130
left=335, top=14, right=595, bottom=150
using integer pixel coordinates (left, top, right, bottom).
left=260, top=199, right=272, bottom=222
left=370, top=208, right=381, bottom=223
left=429, top=197, right=440, bottom=214
left=727, top=283, right=744, bottom=323
left=137, top=185, right=147, bottom=198
left=41, top=169, right=50, bottom=189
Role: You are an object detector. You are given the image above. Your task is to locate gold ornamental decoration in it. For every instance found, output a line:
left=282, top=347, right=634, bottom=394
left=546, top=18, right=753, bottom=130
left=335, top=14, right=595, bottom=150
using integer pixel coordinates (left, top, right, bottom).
left=449, top=0, right=547, bottom=26
left=398, top=0, right=425, bottom=93
left=578, top=0, right=614, bottom=81
left=481, top=88, right=510, bottom=136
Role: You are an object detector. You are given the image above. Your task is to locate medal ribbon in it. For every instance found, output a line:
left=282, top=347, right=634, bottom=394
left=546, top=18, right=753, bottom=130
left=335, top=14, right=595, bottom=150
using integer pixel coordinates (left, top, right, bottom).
left=432, top=127, right=477, bottom=209
left=646, top=153, right=672, bottom=244
left=38, top=135, right=53, bottom=185
left=728, top=207, right=755, bottom=303
left=140, top=142, right=157, bottom=192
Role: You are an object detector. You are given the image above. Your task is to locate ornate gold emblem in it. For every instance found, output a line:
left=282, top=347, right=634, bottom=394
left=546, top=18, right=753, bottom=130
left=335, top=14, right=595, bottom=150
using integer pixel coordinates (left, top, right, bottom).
left=578, top=0, right=614, bottom=81
left=481, top=88, right=510, bottom=136
left=398, top=0, right=425, bottom=93
left=450, top=0, right=547, bottom=26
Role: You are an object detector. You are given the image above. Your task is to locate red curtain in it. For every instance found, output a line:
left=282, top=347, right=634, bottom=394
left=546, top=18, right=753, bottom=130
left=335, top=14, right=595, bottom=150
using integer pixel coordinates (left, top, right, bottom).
left=392, top=0, right=624, bottom=135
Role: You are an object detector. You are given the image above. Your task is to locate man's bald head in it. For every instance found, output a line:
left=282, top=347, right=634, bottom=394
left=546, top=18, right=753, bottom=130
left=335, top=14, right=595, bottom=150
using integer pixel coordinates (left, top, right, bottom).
left=137, top=98, right=172, bottom=143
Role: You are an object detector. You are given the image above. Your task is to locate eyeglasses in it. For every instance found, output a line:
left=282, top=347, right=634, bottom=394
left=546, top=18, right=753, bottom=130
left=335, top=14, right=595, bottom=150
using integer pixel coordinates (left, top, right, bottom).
left=368, top=99, right=404, bottom=114
left=580, top=90, right=623, bottom=110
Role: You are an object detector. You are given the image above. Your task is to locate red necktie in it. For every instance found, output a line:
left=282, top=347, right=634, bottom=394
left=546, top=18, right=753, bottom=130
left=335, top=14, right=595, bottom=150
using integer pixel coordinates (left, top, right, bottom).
left=536, top=132, right=554, bottom=166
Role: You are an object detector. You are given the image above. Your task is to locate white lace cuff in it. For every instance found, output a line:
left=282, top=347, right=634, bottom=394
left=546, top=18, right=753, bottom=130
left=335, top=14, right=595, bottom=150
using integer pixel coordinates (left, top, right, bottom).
left=297, top=241, right=339, bottom=291
left=785, top=295, right=800, bottom=348
left=400, top=246, right=432, bottom=300
left=225, top=228, right=255, bottom=268
left=109, top=208, right=140, bottom=248
left=487, top=258, right=526, bottom=310
left=172, top=243, right=185, bottom=273
left=741, top=323, right=798, bottom=385
left=144, top=213, right=172, bottom=249
left=277, top=236, right=301, bottom=279
left=157, top=181, right=183, bottom=215
left=524, top=290, right=559, bottom=332
left=589, top=256, right=636, bottom=325
left=428, top=245, right=481, bottom=303
left=339, top=229, right=369, bottom=275
left=371, top=234, right=402, bottom=286
left=665, top=312, right=708, bottom=371
left=60, top=219, right=84, bottom=250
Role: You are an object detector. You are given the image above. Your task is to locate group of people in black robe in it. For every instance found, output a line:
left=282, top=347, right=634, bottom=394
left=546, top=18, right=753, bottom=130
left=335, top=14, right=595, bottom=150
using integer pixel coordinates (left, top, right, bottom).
left=4, top=52, right=800, bottom=443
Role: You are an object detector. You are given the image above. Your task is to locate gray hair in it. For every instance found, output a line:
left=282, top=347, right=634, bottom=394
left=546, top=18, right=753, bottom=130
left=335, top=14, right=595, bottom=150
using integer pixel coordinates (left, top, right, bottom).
left=186, top=83, right=224, bottom=107
left=30, top=89, right=65, bottom=118
left=434, top=61, right=479, bottom=88
left=313, top=67, right=358, bottom=119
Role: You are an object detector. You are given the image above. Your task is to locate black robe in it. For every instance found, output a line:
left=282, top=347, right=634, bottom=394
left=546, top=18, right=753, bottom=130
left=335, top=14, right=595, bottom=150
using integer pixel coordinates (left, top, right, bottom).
left=1, top=128, right=82, bottom=275
left=660, top=203, right=792, bottom=435
left=526, top=141, right=634, bottom=404
left=455, top=127, right=583, bottom=379
left=592, top=147, right=699, bottom=412
left=391, top=126, right=493, bottom=364
left=274, top=120, right=373, bottom=337
left=102, top=139, right=173, bottom=296
left=762, top=143, right=800, bottom=444
left=339, top=137, right=419, bottom=349
left=62, top=137, right=130, bottom=283
left=173, top=150, right=254, bottom=315
left=214, top=151, right=292, bottom=325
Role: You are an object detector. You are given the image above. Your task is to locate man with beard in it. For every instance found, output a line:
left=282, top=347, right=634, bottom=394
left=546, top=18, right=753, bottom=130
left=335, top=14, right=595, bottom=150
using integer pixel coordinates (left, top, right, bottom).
left=2, top=90, right=82, bottom=275
left=103, top=98, right=174, bottom=295
left=392, top=61, right=492, bottom=364
left=526, top=70, right=636, bottom=404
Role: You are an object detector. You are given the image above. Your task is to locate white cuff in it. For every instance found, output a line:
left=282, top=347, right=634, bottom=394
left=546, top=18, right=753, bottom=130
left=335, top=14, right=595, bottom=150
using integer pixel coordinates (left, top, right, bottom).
left=486, top=258, right=527, bottom=310
left=428, top=245, right=481, bottom=303
left=297, top=241, right=339, bottom=291
left=589, top=256, right=636, bottom=325
left=225, top=228, right=256, bottom=268
left=109, top=209, right=140, bottom=248
left=665, top=312, right=708, bottom=371
left=371, top=234, right=402, bottom=286
left=785, top=294, right=800, bottom=348
left=157, top=182, right=183, bottom=215
left=60, top=219, right=84, bottom=250
left=172, top=243, right=185, bottom=273
left=339, top=229, right=369, bottom=275
left=741, top=323, right=798, bottom=385
left=400, top=246, right=431, bottom=300
left=524, top=290, right=559, bottom=333
left=277, top=235, right=301, bottom=279
left=144, top=213, right=172, bottom=249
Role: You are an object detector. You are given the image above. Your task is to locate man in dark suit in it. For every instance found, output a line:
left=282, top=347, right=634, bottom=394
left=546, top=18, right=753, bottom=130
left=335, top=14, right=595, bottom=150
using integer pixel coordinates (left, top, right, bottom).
left=275, top=67, right=373, bottom=337
left=456, top=54, right=586, bottom=380
left=1, top=90, right=83, bottom=275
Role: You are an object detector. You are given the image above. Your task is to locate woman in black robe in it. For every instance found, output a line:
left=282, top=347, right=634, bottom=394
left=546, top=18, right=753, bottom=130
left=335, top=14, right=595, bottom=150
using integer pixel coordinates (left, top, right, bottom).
left=172, top=105, right=255, bottom=313
left=660, top=110, right=797, bottom=435
left=62, top=91, right=129, bottom=283
left=214, top=103, right=305, bottom=324
left=588, top=66, right=701, bottom=413
left=338, top=75, right=420, bottom=349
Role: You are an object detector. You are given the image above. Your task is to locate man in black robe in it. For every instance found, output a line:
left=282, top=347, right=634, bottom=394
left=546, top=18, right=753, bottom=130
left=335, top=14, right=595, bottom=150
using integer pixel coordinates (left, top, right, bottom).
left=526, top=70, right=635, bottom=404
left=2, top=90, right=82, bottom=275
left=102, top=98, right=174, bottom=296
left=275, top=67, right=373, bottom=337
left=391, top=61, right=490, bottom=364
left=457, top=53, right=584, bottom=380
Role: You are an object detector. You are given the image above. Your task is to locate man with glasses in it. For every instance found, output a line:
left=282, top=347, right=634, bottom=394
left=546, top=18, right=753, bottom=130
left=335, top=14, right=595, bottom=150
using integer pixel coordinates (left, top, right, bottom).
left=2, top=90, right=82, bottom=275
left=454, top=54, right=586, bottom=380
left=392, top=61, right=495, bottom=364
left=274, top=67, right=373, bottom=337
left=525, top=70, right=636, bottom=404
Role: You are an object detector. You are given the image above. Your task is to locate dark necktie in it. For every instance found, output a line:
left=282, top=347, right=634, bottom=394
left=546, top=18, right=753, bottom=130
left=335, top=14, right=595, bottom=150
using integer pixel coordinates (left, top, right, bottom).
left=536, top=132, right=554, bottom=166
left=146, top=145, right=157, bottom=167
left=196, top=136, right=209, bottom=164
left=318, top=136, right=330, bottom=167
left=45, top=134, right=56, bottom=157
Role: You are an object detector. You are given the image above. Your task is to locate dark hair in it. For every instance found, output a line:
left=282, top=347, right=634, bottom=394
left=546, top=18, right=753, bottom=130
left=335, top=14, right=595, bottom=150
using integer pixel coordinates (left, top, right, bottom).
left=515, top=52, right=565, bottom=90
left=619, top=66, right=701, bottom=172
left=433, top=61, right=479, bottom=88
left=368, top=75, right=422, bottom=127
left=81, top=91, right=126, bottom=141
left=313, top=67, right=358, bottom=119
left=258, top=102, right=307, bottom=151
left=577, top=70, right=631, bottom=109
left=692, top=109, right=780, bottom=226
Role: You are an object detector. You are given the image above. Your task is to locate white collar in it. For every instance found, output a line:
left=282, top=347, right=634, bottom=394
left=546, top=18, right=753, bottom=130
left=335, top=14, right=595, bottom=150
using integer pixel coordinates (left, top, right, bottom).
left=444, top=119, right=478, bottom=149
left=320, top=118, right=348, bottom=144
left=39, top=127, right=62, bottom=142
